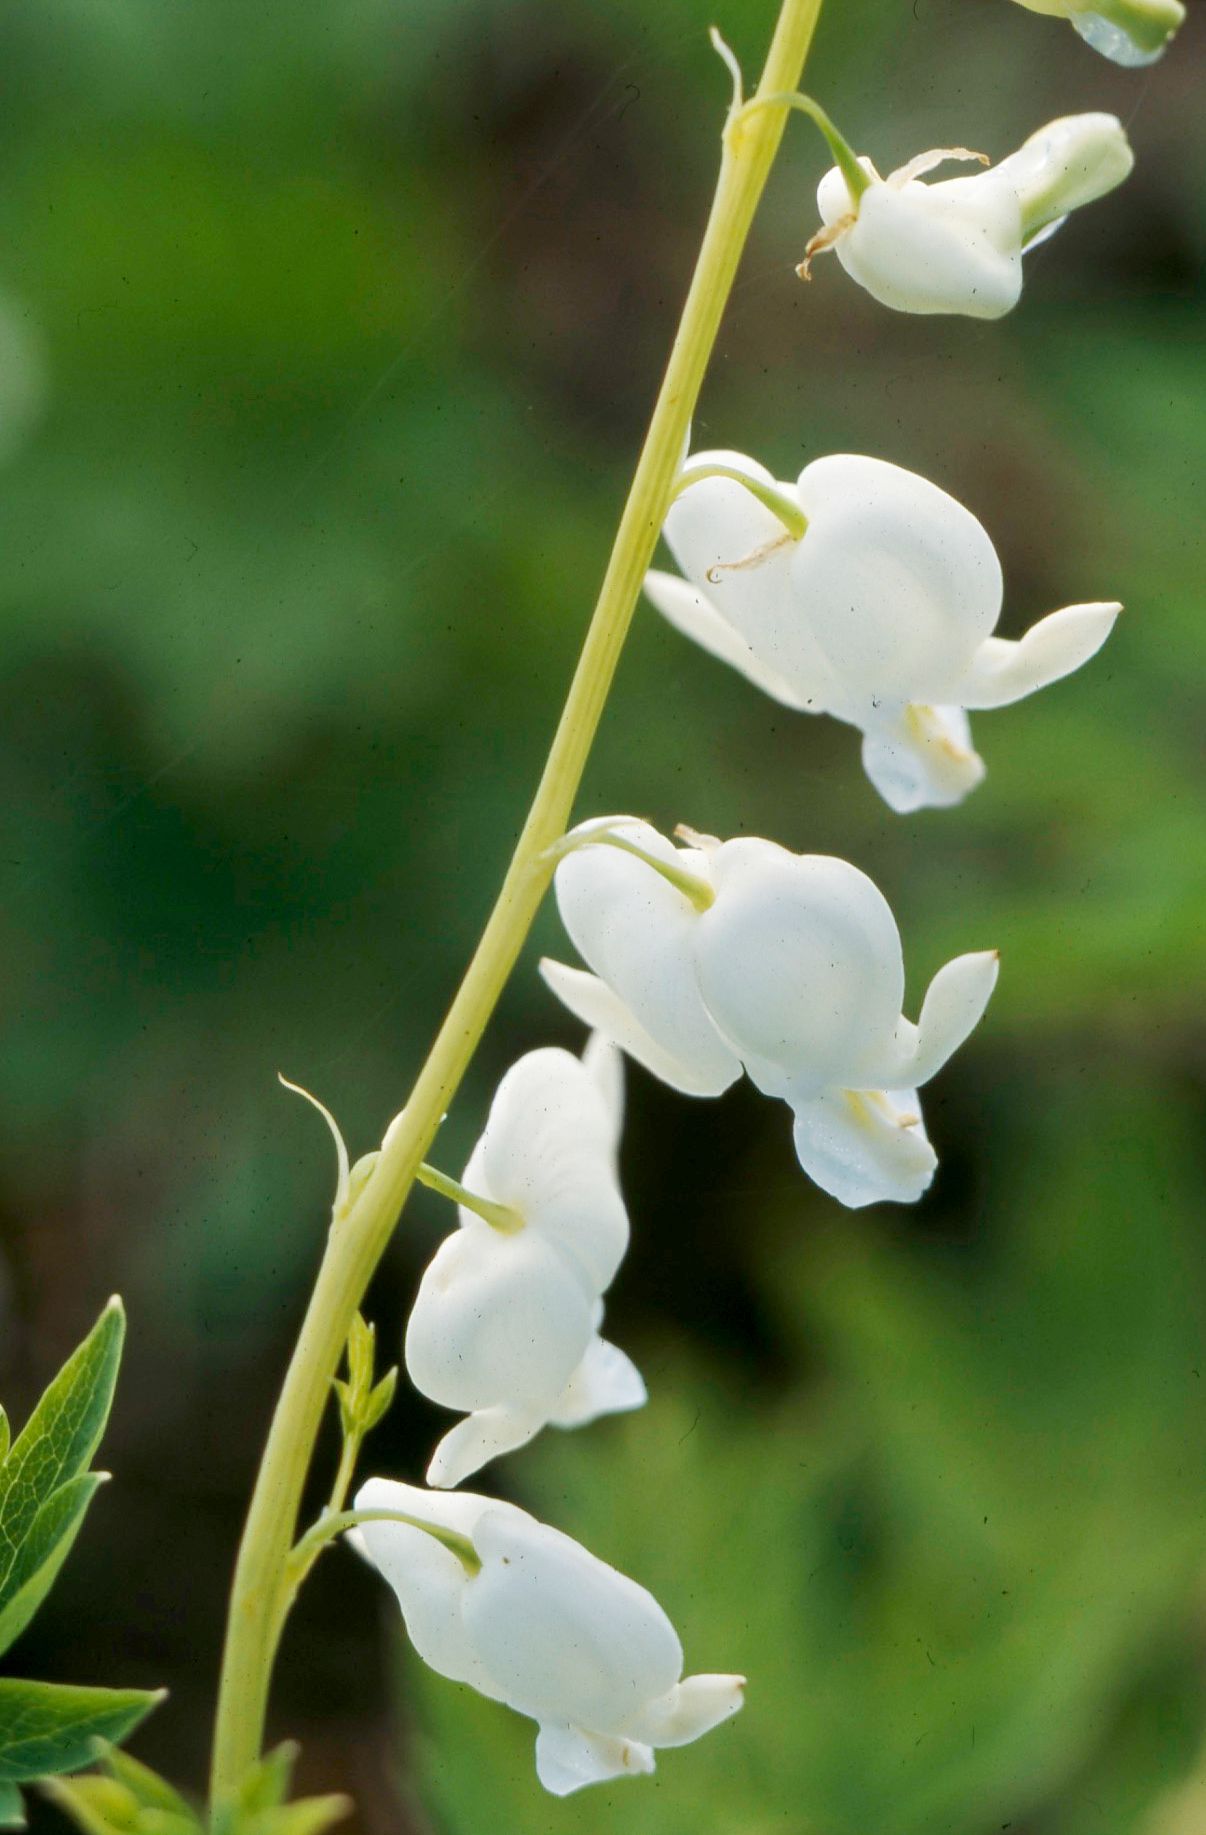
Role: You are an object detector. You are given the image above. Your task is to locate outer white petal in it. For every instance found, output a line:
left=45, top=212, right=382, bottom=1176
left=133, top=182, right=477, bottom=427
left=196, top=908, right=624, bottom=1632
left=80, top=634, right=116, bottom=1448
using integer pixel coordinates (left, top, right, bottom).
left=957, top=602, right=1121, bottom=710
left=425, top=1403, right=545, bottom=1490
left=550, top=1334, right=647, bottom=1428
left=879, top=949, right=1000, bottom=1089
left=534, top=1724, right=655, bottom=1796
left=464, top=1511, right=684, bottom=1734
left=581, top=1031, right=625, bottom=1149
left=352, top=1478, right=507, bottom=1699
left=1072, top=10, right=1169, bottom=63
left=540, top=960, right=736, bottom=1098
left=643, top=569, right=817, bottom=711
left=472, top=1046, right=628, bottom=1290
left=660, top=457, right=838, bottom=707
left=998, top=113, right=1134, bottom=224
left=860, top=705, right=986, bottom=813
left=789, top=1086, right=937, bottom=1208
left=792, top=455, right=1004, bottom=704
left=693, top=840, right=905, bottom=1098
left=820, top=168, right=1024, bottom=319
left=552, top=822, right=741, bottom=1097
left=621, top=1674, right=746, bottom=1748
left=405, top=1224, right=595, bottom=1413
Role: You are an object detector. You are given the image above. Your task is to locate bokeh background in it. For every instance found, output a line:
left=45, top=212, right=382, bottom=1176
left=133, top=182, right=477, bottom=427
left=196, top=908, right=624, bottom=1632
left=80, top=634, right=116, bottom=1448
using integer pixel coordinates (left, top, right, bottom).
left=2, top=0, right=1204, bottom=1830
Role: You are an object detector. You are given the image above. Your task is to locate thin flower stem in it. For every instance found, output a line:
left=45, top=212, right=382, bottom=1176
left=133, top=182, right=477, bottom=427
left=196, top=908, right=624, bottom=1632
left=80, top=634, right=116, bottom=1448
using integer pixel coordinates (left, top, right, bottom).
left=670, top=462, right=808, bottom=538
left=733, top=91, right=870, bottom=201
left=208, top=0, right=825, bottom=1805
left=285, top=1508, right=481, bottom=1593
left=415, top=1162, right=523, bottom=1232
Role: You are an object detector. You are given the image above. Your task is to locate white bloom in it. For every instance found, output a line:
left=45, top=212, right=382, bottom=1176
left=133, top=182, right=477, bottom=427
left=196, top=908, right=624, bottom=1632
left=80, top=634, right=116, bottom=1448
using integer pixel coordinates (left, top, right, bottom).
left=808, top=113, right=1134, bottom=317
left=1010, top=0, right=1184, bottom=64
left=645, top=449, right=1119, bottom=812
left=542, top=821, right=998, bottom=1207
left=353, top=1478, right=745, bottom=1795
left=406, top=1038, right=645, bottom=1489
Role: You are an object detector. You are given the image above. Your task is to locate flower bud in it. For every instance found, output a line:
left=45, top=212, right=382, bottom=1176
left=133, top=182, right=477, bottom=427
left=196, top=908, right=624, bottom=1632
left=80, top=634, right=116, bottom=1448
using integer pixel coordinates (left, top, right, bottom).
left=809, top=113, right=1134, bottom=319
left=646, top=449, right=1119, bottom=812
left=354, top=1480, right=745, bottom=1795
left=543, top=822, right=998, bottom=1207
left=1010, top=0, right=1184, bottom=64
left=405, top=1042, right=644, bottom=1487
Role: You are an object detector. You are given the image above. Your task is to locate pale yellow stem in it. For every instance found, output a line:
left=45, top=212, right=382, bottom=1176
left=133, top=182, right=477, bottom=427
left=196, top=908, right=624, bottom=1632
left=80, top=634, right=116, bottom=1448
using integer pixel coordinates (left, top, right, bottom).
left=209, top=0, right=825, bottom=1803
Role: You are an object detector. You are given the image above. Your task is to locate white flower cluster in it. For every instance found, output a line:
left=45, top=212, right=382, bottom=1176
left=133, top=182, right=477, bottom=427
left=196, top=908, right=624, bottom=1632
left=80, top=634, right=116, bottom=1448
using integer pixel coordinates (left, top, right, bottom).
left=351, top=11, right=1156, bottom=1797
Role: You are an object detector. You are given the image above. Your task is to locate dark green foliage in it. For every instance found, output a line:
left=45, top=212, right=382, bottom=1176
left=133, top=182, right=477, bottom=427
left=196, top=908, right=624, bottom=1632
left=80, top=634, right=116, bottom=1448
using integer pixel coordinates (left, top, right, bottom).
left=0, top=1305, right=161, bottom=1820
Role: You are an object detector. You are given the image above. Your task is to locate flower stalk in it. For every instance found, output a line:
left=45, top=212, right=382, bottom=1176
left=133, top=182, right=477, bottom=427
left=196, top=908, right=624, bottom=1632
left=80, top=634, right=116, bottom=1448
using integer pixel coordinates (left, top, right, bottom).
left=207, top=0, right=826, bottom=1805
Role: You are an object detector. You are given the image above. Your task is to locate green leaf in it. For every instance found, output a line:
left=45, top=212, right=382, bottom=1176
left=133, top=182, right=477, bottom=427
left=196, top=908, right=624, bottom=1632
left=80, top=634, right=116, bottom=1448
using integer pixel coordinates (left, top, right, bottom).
left=0, top=1300, right=125, bottom=1597
left=95, top=1746, right=193, bottom=1821
left=0, top=1781, right=23, bottom=1828
left=247, top=1795, right=351, bottom=1835
left=0, top=1416, right=9, bottom=1469
left=0, top=1680, right=162, bottom=1784
left=0, top=1474, right=107, bottom=1659
left=40, top=1776, right=141, bottom=1835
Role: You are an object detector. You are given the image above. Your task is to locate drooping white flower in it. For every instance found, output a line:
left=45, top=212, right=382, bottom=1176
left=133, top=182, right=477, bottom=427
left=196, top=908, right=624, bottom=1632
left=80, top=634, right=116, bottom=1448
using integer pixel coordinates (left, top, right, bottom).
left=353, top=1478, right=745, bottom=1795
left=645, top=449, right=1120, bottom=812
left=406, top=1037, right=645, bottom=1489
left=542, top=821, right=998, bottom=1207
left=1009, top=0, right=1184, bottom=64
left=807, top=113, right=1134, bottom=317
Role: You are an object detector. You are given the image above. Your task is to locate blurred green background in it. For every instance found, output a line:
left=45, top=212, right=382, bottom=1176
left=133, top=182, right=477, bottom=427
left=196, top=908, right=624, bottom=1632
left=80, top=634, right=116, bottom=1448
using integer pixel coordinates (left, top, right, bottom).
left=1, top=0, right=1204, bottom=1830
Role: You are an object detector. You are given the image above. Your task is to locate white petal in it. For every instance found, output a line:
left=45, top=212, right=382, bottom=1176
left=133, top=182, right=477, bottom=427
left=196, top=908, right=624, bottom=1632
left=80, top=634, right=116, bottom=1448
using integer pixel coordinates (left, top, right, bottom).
left=643, top=569, right=818, bottom=710
left=464, top=1511, right=684, bottom=1734
left=621, top=1673, right=746, bottom=1748
left=1072, top=9, right=1166, bottom=63
left=789, top=1086, right=938, bottom=1208
left=550, top=1335, right=647, bottom=1428
left=860, top=705, right=986, bottom=813
left=425, top=1403, right=545, bottom=1490
left=824, top=169, right=1023, bottom=319
left=534, top=1723, right=655, bottom=1796
left=659, top=459, right=837, bottom=708
left=472, top=1046, right=629, bottom=1290
left=352, top=1478, right=506, bottom=1699
left=405, top=1225, right=596, bottom=1413
left=792, top=455, right=1004, bottom=704
left=693, top=840, right=905, bottom=1097
left=999, top=113, right=1134, bottom=224
left=958, top=602, right=1120, bottom=709
left=817, top=156, right=880, bottom=226
left=581, top=1031, right=625, bottom=1148
left=540, top=960, right=738, bottom=1098
left=880, top=949, right=1000, bottom=1089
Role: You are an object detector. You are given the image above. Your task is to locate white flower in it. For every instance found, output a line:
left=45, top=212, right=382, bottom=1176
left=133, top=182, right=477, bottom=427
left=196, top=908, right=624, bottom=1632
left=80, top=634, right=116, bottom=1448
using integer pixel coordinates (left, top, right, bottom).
left=808, top=113, right=1134, bottom=317
left=1010, top=0, right=1184, bottom=64
left=406, top=1037, right=645, bottom=1489
left=645, top=449, right=1119, bottom=812
left=542, top=821, right=999, bottom=1207
left=353, top=1478, right=745, bottom=1795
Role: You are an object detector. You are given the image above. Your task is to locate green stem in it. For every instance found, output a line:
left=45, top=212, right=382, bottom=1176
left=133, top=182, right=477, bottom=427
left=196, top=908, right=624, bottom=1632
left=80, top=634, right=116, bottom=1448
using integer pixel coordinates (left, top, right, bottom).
left=285, top=1508, right=481, bottom=1590
left=544, top=824, right=716, bottom=911
left=208, top=0, right=825, bottom=1805
left=415, top=1162, right=523, bottom=1232
left=734, top=91, right=869, bottom=202
left=671, top=462, right=808, bottom=539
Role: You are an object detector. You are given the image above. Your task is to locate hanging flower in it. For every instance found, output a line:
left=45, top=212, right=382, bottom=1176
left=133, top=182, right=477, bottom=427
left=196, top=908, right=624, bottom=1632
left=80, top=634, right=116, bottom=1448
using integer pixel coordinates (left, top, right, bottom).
left=806, top=113, right=1134, bottom=317
left=405, top=1038, right=645, bottom=1489
left=645, top=449, right=1119, bottom=812
left=1009, top=0, right=1184, bottom=64
left=541, top=821, right=998, bottom=1207
left=353, top=1478, right=745, bottom=1795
